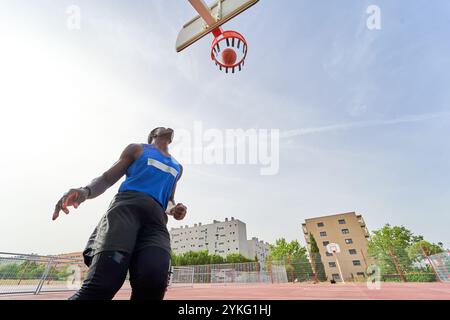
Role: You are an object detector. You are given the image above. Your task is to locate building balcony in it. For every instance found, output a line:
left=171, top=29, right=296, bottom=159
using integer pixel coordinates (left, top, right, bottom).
left=301, top=224, right=308, bottom=235
left=356, top=215, right=366, bottom=227
left=362, top=226, right=370, bottom=238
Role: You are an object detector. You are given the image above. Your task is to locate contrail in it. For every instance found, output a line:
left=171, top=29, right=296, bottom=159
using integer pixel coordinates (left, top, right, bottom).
left=281, top=112, right=450, bottom=138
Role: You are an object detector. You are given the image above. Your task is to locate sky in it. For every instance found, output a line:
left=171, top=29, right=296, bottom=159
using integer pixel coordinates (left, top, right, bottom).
left=0, top=0, right=449, bottom=255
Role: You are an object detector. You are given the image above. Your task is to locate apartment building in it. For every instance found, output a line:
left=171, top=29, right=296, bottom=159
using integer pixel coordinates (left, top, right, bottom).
left=302, top=212, right=370, bottom=281
left=247, top=237, right=271, bottom=262
left=170, top=217, right=270, bottom=260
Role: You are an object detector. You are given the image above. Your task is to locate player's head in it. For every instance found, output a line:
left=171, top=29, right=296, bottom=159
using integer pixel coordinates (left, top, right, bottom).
left=148, top=127, right=174, bottom=145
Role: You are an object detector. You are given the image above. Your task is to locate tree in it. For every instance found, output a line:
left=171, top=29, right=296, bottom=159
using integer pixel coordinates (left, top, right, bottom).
left=368, top=224, right=424, bottom=277
left=170, top=250, right=253, bottom=266
left=367, top=225, right=447, bottom=282
left=268, top=238, right=314, bottom=282
left=225, top=253, right=253, bottom=264
left=309, top=234, right=327, bottom=281
left=407, top=240, right=444, bottom=259
left=208, top=254, right=225, bottom=265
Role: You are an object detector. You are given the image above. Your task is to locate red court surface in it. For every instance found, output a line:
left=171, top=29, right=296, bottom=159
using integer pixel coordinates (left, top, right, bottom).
left=1, top=283, right=449, bottom=300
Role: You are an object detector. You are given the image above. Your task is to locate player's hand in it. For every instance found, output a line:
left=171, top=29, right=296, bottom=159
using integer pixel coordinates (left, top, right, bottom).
left=52, top=188, right=89, bottom=221
left=169, top=203, right=187, bottom=221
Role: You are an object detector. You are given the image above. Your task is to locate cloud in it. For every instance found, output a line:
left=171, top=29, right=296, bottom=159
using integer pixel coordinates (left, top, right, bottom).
left=281, top=112, right=450, bottom=138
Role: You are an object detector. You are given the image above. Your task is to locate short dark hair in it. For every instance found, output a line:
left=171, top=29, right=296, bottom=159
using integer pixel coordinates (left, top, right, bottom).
left=148, top=128, right=160, bottom=144
left=148, top=127, right=169, bottom=144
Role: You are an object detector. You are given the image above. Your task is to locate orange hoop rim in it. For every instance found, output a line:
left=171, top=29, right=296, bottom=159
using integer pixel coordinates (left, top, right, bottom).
left=211, top=30, right=248, bottom=73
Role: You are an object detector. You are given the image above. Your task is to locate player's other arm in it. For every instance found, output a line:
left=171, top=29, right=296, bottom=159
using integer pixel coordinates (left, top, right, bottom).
left=166, top=165, right=187, bottom=221
left=52, top=144, right=143, bottom=221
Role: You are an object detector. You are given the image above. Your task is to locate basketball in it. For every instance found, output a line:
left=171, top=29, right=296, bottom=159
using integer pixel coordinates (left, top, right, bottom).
left=222, top=48, right=237, bottom=66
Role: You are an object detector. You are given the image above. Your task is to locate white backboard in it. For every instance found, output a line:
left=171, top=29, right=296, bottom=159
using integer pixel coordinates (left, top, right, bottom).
left=176, top=0, right=259, bottom=52
left=326, top=243, right=341, bottom=254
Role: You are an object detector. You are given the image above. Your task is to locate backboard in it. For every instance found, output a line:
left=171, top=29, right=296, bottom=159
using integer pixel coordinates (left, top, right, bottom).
left=326, top=243, right=341, bottom=254
left=176, top=0, right=259, bottom=52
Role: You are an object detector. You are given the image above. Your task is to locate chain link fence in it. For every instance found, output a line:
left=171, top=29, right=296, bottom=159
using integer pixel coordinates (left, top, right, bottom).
left=169, top=249, right=450, bottom=285
left=170, top=260, right=289, bottom=285
left=2, top=248, right=448, bottom=296
left=0, top=252, right=86, bottom=295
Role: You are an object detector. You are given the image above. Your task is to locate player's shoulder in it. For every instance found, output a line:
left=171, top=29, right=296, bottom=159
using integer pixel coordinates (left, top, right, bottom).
left=122, top=143, right=144, bottom=159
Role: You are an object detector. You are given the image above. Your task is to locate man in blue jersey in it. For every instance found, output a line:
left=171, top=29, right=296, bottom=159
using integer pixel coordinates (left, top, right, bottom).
left=52, top=127, right=187, bottom=300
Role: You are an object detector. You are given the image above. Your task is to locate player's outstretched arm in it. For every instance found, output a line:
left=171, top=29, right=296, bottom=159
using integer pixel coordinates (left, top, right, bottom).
left=166, top=165, right=187, bottom=221
left=52, top=144, right=143, bottom=221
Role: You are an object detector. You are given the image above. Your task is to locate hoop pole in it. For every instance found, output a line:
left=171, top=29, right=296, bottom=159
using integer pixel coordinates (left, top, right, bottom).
left=360, top=249, right=368, bottom=269
left=334, top=251, right=345, bottom=284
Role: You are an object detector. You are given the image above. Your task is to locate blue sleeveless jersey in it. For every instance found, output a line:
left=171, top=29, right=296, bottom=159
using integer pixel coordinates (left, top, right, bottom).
left=119, top=144, right=181, bottom=210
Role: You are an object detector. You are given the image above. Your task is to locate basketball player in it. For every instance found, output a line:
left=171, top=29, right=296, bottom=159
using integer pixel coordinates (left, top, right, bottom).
left=52, top=127, right=186, bottom=300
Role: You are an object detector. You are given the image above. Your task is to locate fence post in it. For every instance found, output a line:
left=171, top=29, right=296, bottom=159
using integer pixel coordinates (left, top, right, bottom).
left=434, top=253, right=450, bottom=279
left=419, top=242, right=441, bottom=282
left=310, top=252, right=319, bottom=283
left=257, top=261, right=261, bottom=283
left=34, top=257, right=54, bottom=295
left=389, top=248, right=405, bottom=282
left=17, top=261, right=32, bottom=286
left=288, top=255, right=294, bottom=283
left=268, top=256, right=273, bottom=284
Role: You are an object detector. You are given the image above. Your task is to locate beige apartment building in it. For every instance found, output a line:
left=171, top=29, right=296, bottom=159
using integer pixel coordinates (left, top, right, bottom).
left=302, top=212, right=370, bottom=282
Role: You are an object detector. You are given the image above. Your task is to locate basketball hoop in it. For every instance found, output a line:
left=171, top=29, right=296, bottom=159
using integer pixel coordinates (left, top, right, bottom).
left=177, top=0, right=258, bottom=73
left=210, top=29, right=248, bottom=73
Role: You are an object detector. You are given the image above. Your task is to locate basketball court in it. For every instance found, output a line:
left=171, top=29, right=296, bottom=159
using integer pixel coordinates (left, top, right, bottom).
left=0, top=283, right=448, bottom=300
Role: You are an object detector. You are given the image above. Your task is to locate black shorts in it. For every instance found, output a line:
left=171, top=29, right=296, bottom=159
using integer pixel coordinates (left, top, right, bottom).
left=82, top=191, right=171, bottom=266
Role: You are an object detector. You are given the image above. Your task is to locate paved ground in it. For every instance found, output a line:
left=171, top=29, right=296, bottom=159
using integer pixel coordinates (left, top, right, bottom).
left=1, top=283, right=449, bottom=300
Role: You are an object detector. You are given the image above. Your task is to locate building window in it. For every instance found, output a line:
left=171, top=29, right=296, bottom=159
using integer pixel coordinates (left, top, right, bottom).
left=317, top=222, right=324, bottom=227
left=345, top=239, right=353, bottom=244
left=338, top=219, right=346, bottom=224
left=320, top=231, right=327, bottom=237
left=353, top=260, right=361, bottom=266
left=341, top=229, right=350, bottom=235
left=326, top=252, right=333, bottom=257
left=357, top=272, right=365, bottom=277
left=349, top=249, right=357, bottom=255
left=332, top=274, right=340, bottom=281
left=323, top=241, right=329, bottom=247
left=329, top=262, right=336, bottom=268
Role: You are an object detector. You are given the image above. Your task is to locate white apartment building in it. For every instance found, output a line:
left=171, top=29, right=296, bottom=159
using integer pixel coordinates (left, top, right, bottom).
left=170, top=217, right=271, bottom=260
left=247, top=237, right=271, bottom=262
